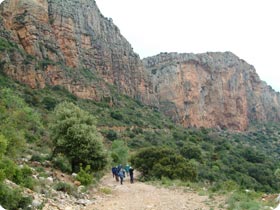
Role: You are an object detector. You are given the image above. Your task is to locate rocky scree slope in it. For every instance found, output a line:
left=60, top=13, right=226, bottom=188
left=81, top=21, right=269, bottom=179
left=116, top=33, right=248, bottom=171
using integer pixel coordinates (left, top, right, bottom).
left=0, top=0, right=280, bottom=130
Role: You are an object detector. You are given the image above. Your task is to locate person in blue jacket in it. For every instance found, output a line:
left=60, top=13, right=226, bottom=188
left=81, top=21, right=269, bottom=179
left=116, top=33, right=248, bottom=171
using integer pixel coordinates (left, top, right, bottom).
left=118, top=168, right=125, bottom=185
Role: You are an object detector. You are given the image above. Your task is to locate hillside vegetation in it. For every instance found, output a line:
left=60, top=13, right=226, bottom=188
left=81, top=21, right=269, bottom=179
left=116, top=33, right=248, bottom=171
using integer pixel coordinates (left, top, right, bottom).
left=0, top=71, right=279, bottom=209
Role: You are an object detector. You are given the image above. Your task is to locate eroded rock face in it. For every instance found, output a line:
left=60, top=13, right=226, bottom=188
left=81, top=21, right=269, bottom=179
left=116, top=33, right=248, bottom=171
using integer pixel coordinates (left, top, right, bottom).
left=143, top=52, right=280, bottom=130
left=0, top=0, right=148, bottom=100
left=0, top=0, right=280, bottom=130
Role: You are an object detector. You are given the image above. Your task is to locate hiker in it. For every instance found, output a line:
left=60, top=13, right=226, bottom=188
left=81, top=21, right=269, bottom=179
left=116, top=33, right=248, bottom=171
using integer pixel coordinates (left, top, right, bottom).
left=113, top=166, right=119, bottom=181
left=124, top=164, right=130, bottom=177
left=117, top=164, right=122, bottom=174
left=112, top=166, right=117, bottom=178
left=118, top=168, right=125, bottom=185
left=129, top=166, right=134, bottom=183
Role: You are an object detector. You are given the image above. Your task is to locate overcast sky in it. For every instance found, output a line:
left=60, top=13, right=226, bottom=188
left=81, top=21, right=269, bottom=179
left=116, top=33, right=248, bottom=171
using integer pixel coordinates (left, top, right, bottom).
left=0, top=0, right=279, bottom=92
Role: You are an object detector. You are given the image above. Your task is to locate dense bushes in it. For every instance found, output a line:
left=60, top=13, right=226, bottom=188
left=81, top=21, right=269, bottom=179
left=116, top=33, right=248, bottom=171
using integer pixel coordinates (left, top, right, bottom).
left=0, top=158, right=35, bottom=189
left=54, top=181, right=75, bottom=194
left=179, top=143, right=203, bottom=162
left=131, top=147, right=197, bottom=181
left=128, top=125, right=279, bottom=192
left=0, top=87, right=40, bottom=209
left=0, top=88, right=42, bottom=156
left=110, top=111, right=124, bottom=121
left=0, top=184, right=32, bottom=210
left=0, top=159, right=33, bottom=209
left=0, top=134, right=7, bottom=158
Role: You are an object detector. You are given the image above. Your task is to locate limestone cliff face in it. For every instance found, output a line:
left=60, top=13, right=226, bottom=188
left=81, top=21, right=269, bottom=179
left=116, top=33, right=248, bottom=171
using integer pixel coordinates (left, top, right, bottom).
left=0, top=0, right=280, bottom=130
left=143, top=52, right=280, bottom=130
left=0, top=0, right=148, bottom=100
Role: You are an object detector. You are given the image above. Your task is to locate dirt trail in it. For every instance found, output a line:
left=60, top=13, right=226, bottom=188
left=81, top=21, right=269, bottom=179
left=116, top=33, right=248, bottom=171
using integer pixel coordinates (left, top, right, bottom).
left=84, top=172, right=225, bottom=210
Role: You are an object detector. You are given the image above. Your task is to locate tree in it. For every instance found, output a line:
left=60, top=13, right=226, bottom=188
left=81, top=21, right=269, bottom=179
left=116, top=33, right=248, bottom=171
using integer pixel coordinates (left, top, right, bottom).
left=50, top=102, right=107, bottom=172
left=110, top=140, right=129, bottom=165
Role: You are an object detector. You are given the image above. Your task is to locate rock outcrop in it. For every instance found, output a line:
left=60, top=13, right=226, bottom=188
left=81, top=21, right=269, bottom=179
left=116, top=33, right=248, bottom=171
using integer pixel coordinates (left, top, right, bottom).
left=0, top=0, right=280, bottom=130
left=143, top=52, right=280, bottom=130
left=0, top=0, right=149, bottom=100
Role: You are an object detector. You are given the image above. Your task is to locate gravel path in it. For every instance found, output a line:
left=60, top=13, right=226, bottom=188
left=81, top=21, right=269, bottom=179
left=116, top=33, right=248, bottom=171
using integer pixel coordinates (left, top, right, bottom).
left=84, top=173, right=225, bottom=210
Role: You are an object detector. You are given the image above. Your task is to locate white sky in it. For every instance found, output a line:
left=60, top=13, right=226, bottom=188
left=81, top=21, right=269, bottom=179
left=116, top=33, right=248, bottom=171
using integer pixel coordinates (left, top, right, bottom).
left=0, top=0, right=279, bottom=92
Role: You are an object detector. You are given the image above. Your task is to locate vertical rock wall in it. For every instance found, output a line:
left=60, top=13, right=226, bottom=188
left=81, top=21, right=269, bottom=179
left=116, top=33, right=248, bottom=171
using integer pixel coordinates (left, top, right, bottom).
left=143, top=52, right=280, bottom=130
left=0, top=0, right=280, bottom=130
left=0, top=0, right=149, bottom=100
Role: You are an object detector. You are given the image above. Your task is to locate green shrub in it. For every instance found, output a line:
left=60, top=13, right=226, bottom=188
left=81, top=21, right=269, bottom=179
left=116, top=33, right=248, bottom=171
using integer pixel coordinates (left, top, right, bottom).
left=52, top=154, right=72, bottom=173
left=0, top=37, right=19, bottom=52
left=152, top=155, right=197, bottom=181
left=227, top=191, right=264, bottom=210
left=31, top=154, right=46, bottom=163
left=274, top=168, right=280, bottom=179
left=0, top=158, right=17, bottom=180
left=241, top=147, right=265, bottom=163
left=76, top=165, right=93, bottom=186
left=132, top=127, right=143, bottom=134
left=106, top=130, right=118, bottom=141
left=0, top=183, right=32, bottom=210
left=42, top=96, right=58, bottom=110
left=0, top=170, right=5, bottom=183
left=180, top=143, right=203, bottom=162
left=221, top=180, right=239, bottom=192
left=54, top=181, right=75, bottom=194
left=0, top=88, right=42, bottom=157
left=0, top=134, right=7, bottom=158
left=110, top=111, right=124, bottom=120
left=12, top=165, right=35, bottom=189
left=131, top=147, right=197, bottom=181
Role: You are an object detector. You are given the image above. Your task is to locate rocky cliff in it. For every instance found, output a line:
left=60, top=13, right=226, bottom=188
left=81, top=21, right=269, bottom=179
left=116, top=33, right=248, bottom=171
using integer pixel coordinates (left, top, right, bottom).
left=143, top=52, right=280, bottom=130
left=0, top=0, right=280, bottom=130
left=0, top=0, right=149, bottom=100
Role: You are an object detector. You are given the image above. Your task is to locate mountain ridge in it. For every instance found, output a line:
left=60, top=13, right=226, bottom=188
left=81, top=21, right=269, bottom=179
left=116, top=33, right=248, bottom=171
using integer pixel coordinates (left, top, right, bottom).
left=0, top=0, right=280, bottom=130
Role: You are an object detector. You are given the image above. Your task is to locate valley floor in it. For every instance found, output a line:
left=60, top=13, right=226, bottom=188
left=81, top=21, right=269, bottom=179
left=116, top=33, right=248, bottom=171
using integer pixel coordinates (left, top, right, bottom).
left=84, top=172, right=225, bottom=210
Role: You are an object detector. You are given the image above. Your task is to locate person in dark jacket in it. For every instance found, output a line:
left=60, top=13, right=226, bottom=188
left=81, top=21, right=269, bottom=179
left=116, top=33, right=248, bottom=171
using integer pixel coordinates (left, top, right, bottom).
left=112, top=166, right=116, bottom=178
left=129, top=167, right=134, bottom=183
left=112, top=166, right=118, bottom=180
left=112, top=166, right=119, bottom=181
